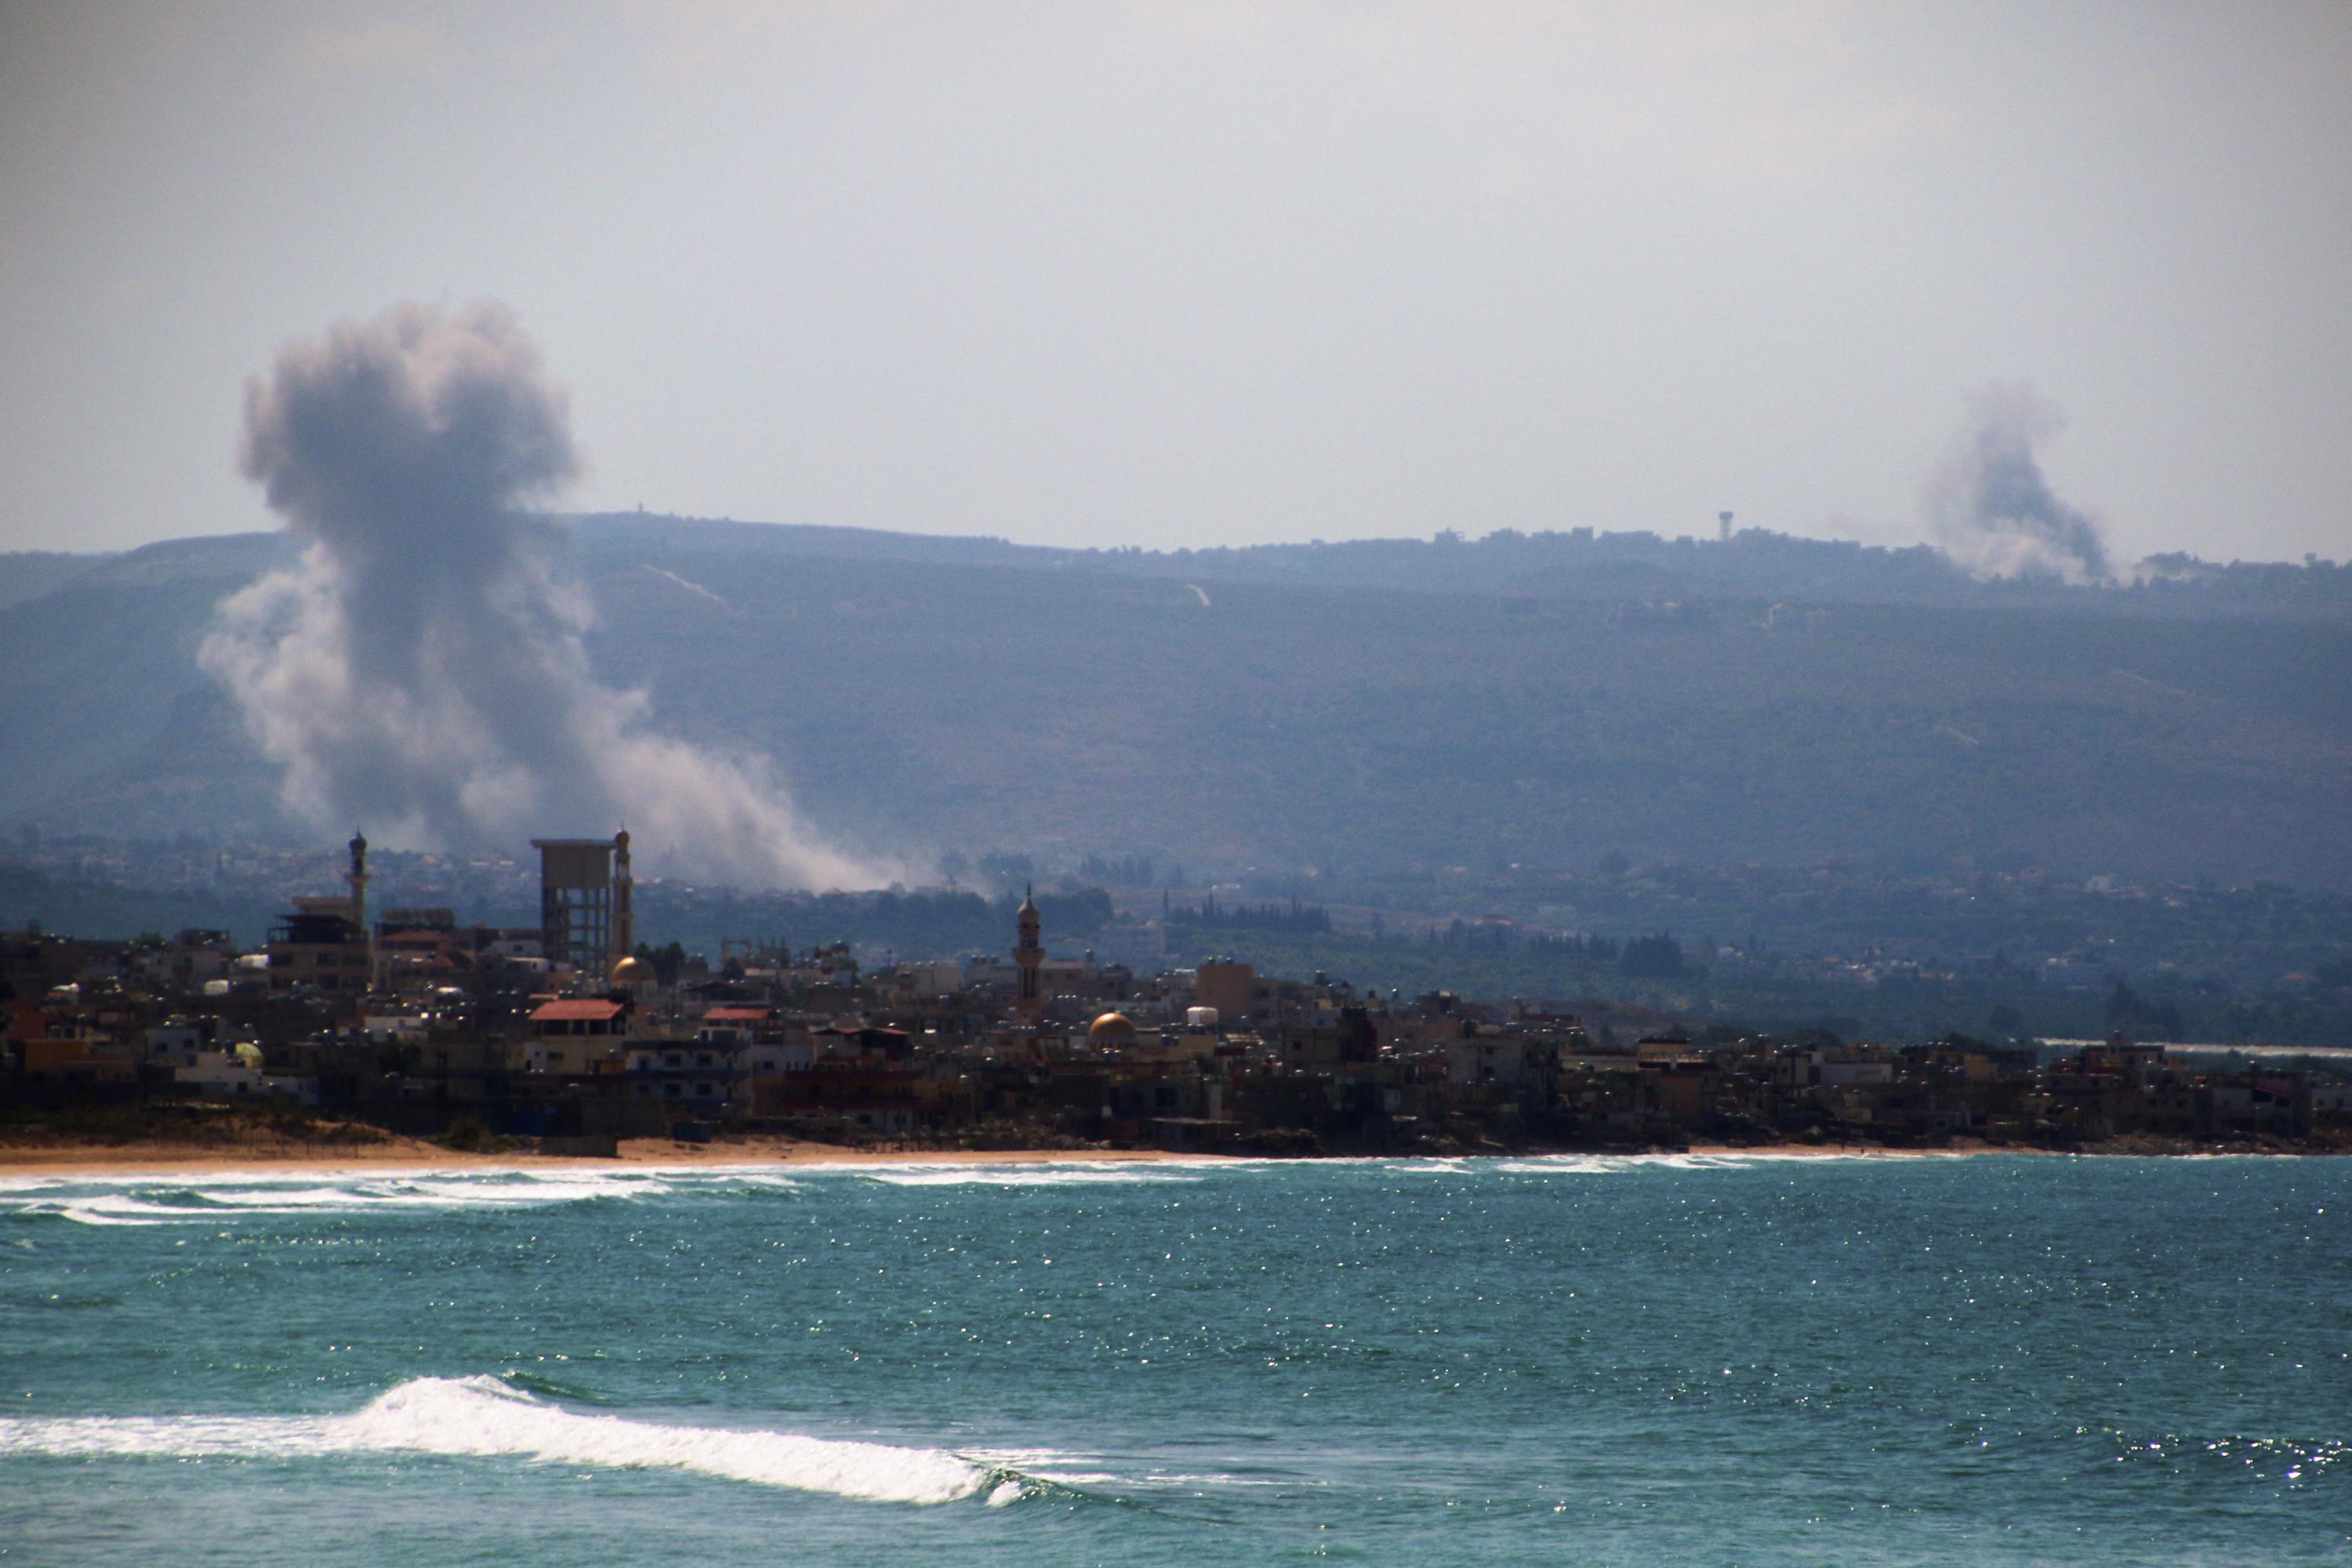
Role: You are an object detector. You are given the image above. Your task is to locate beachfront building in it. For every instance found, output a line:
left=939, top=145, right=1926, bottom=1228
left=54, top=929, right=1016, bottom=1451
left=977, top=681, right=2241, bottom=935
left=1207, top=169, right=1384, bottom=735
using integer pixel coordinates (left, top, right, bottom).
left=522, top=996, right=633, bottom=1076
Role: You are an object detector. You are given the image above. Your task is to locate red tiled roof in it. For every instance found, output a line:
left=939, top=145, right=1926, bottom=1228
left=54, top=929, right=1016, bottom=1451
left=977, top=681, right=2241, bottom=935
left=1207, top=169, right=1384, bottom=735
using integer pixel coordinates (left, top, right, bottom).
left=530, top=999, right=626, bottom=1022
left=702, top=1005, right=774, bottom=1022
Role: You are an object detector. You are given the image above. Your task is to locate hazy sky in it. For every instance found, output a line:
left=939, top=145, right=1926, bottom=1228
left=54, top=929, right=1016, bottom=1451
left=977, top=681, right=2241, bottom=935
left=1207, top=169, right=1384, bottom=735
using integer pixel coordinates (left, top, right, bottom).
left=4, top=1, right=2347, bottom=564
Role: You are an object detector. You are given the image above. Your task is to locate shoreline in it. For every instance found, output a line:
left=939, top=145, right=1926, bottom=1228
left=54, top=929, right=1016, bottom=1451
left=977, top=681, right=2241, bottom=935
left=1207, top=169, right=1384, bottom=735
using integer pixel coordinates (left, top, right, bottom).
left=2, top=1132, right=2332, bottom=1180
left=0, top=1135, right=1219, bottom=1179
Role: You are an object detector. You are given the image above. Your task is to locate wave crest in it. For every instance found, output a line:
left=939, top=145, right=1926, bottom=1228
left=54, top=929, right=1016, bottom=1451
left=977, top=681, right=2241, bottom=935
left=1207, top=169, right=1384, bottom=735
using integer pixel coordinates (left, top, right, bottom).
left=0, top=1375, right=1002, bottom=1506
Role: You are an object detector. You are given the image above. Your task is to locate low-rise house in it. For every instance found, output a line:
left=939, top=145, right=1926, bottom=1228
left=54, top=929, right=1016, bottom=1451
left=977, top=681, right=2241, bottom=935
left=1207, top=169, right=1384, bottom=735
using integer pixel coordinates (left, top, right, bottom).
left=622, top=1030, right=743, bottom=1109
left=523, top=996, right=633, bottom=1075
left=176, top=1044, right=315, bottom=1103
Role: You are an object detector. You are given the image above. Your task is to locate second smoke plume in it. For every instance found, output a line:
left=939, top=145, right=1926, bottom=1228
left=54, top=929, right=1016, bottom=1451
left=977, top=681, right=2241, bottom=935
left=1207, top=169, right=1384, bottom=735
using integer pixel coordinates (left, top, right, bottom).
left=1926, top=383, right=2111, bottom=585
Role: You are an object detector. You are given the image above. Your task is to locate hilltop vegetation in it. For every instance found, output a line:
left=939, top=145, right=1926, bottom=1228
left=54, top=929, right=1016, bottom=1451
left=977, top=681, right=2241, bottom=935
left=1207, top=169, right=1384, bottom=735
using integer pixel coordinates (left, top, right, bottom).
left=0, top=550, right=108, bottom=612
left=0, top=516, right=2346, bottom=891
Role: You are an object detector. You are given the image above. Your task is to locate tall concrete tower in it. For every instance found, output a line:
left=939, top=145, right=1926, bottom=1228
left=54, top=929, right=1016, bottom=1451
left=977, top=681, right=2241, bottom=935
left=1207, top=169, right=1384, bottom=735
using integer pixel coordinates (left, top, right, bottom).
left=532, top=837, right=619, bottom=974
left=1719, top=510, right=1734, bottom=542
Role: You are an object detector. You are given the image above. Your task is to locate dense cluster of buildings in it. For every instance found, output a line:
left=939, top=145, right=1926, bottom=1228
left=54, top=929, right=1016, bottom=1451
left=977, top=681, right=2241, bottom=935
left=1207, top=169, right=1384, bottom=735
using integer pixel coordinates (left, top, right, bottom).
left=5, top=835, right=2347, bottom=1155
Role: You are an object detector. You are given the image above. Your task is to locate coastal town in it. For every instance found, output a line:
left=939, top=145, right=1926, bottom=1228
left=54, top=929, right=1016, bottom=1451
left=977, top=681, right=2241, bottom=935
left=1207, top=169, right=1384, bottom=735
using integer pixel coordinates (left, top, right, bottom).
left=5, top=833, right=2348, bottom=1160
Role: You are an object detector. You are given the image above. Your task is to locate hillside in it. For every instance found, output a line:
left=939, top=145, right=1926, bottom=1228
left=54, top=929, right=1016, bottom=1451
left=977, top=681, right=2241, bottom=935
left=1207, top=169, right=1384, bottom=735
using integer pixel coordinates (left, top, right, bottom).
left=2, top=518, right=2347, bottom=888
left=0, top=550, right=111, bottom=612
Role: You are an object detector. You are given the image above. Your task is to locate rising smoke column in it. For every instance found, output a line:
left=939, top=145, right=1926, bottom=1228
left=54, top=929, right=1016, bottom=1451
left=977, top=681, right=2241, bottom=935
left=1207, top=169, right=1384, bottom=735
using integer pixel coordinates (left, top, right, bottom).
left=1926, top=383, right=2111, bottom=584
left=200, top=301, right=881, bottom=888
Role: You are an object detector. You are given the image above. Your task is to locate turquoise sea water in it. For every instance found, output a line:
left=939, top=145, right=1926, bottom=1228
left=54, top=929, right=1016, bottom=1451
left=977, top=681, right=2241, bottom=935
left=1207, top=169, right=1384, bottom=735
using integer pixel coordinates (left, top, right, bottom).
left=2, top=1152, right=2346, bottom=1566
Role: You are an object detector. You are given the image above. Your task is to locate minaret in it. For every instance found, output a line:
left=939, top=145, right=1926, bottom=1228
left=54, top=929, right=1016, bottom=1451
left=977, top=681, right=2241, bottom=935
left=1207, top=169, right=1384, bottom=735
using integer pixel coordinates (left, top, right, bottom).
left=611, top=829, right=633, bottom=971
left=1014, top=882, right=1044, bottom=1017
left=346, top=831, right=370, bottom=927
left=347, top=830, right=372, bottom=989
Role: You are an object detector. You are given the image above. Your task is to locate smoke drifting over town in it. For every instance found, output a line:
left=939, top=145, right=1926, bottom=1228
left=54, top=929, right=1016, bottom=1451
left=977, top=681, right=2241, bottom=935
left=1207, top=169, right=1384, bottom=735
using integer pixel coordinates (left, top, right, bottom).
left=1925, top=384, right=2112, bottom=585
left=200, top=302, right=883, bottom=889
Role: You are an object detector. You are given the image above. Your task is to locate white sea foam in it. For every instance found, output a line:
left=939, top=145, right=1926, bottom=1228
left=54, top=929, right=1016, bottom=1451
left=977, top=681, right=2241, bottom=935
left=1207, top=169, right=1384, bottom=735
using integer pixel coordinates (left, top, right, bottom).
left=0, top=1150, right=1976, bottom=1227
left=0, top=1167, right=688, bottom=1193
left=854, top=1163, right=1202, bottom=1189
left=0, top=1169, right=703, bottom=1225
left=691, top=1168, right=805, bottom=1190
left=36, top=1199, right=188, bottom=1227
left=1636, top=1149, right=1971, bottom=1170
left=1480, top=1150, right=1972, bottom=1176
left=1376, top=1159, right=1472, bottom=1175
left=0, top=1166, right=482, bottom=1194
left=0, top=1376, right=1000, bottom=1505
left=971, top=1448, right=1283, bottom=1492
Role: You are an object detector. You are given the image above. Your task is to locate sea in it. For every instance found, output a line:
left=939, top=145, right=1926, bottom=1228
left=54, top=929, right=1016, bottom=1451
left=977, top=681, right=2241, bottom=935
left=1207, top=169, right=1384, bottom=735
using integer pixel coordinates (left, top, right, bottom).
left=1, top=1152, right=2345, bottom=1566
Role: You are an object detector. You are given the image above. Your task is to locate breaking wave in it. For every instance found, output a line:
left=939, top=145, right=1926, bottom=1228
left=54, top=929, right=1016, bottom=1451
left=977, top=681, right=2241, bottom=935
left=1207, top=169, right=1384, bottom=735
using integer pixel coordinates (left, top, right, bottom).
left=0, top=1151, right=1973, bottom=1228
left=0, top=1168, right=804, bottom=1226
left=0, top=1375, right=1012, bottom=1506
left=1481, top=1150, right=1969, bottom=1176
left=852, top=1163, right=1204, bottom=1189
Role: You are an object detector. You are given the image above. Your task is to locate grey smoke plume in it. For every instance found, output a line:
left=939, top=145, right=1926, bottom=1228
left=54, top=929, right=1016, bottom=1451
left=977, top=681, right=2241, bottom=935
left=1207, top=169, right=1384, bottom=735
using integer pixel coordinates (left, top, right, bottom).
left=1926, top=384, right=2111, bottom=584
left=201, top=301, right=884, bottom=888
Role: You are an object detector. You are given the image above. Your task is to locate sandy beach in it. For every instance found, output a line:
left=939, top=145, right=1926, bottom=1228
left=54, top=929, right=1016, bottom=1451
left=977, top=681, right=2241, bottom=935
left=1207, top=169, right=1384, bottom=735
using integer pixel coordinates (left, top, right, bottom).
left=0, top=1136, right=2068, bottom=1181
left=6, top=1129, right=2325, bottom=1180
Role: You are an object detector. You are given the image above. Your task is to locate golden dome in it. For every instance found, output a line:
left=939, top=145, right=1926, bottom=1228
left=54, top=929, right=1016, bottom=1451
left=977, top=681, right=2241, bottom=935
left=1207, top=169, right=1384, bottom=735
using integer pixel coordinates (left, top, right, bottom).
left=609, top=955, right=656, bottom=987
left=1087, top=1011, right=1139, bottom=1040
